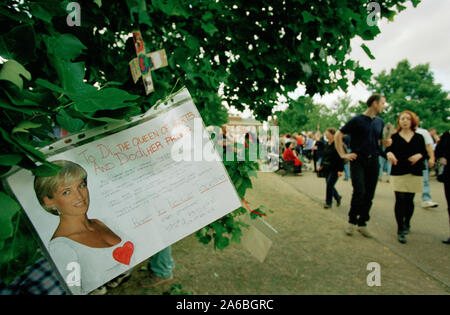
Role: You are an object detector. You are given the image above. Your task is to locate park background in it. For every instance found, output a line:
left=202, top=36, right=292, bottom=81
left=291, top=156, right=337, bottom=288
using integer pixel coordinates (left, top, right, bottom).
left=0, top=0, right=448, bottom=294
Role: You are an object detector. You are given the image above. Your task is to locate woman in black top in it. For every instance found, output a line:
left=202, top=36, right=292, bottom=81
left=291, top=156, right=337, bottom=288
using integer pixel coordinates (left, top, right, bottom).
left=435, top=130, right=450, bottom=244
left=319, top=128, right=344, bottom=209
left=386, top=110, right=428, bottom=244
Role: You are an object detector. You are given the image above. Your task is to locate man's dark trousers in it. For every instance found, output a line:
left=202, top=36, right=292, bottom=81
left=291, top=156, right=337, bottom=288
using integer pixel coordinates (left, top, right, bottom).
left=349, top=155, right=379, bottom=226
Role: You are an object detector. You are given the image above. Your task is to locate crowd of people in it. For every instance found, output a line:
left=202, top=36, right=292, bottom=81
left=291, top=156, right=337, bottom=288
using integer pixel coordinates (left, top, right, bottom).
left=280, top=94, right=450, bottom=245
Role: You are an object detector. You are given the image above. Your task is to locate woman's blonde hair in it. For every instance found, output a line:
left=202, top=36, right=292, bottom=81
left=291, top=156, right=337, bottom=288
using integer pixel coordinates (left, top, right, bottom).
left=34, top=160, right=87, bottom=215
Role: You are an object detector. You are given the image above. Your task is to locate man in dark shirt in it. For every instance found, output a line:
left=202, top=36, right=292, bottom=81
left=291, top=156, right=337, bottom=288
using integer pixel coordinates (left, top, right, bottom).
left=335, top=94, right=391, bottom=237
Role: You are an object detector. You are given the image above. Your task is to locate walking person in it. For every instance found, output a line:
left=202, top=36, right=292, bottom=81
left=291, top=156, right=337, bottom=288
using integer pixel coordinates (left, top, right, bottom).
left=428, top=127, right=440, bottom=177
left=343, top=135, right=351, bottom=181
left=304, top=132, right=314, bottom=164
left=335, top=94, right=390, bottom=237
left=320, top=128, right=344, bottom=209
left=415, top=127, right=439, bottom=208
left=378, top=153, right=392, bottom=183
left=386, top=111, right=428, bottom=244
left=428, top=127, right=440, bottom=146
left=435, top=130, right=450, bottom=244
left=313, top=131, right=325, bottom=172
left=294, top=132, right=303, bottom=156
left=378, top=122, right=395, bottom=183
left=139, top=246, right=175, bottom=288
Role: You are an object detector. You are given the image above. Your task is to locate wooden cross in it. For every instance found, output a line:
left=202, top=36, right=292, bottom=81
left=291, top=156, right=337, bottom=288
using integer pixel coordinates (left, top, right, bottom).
left=129, top=30, right=168, bottom=95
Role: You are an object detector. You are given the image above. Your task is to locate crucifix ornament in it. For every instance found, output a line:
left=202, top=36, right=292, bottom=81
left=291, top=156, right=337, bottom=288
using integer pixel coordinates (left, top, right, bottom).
left=129, top=30, right=168, bottom=94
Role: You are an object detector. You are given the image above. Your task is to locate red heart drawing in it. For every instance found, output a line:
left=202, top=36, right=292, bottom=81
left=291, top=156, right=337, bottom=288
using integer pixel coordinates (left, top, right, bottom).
left=113, top=241, right=134, bottom=265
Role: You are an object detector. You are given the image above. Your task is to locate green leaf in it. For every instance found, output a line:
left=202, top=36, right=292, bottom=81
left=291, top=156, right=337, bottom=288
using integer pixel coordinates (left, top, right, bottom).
left=184, top=36, right=200, bottom=51
left=0, top=60, right=31, bottom=90
left=196, top=233, right=211, bottom=245
left=256, top=69, right=264, bottom=79
left=138, top=10, right=152, bottom=26
left=0, top=223, right=40, bottom=284
left=0, top=35, right=13, bottom=60
left=201, top=23, right=219, bottom=36
left=0, top=6, right=34, bottom=24
left=337, top=78, right=348, bottom=91
left=411, top=0, right=421, bottom=7
left=0, top=97, right=45, bottom=115
left=361, top=44, right=375, bottom=60
left=214, top=234, right=229, bottom=250
left=210, top=221, right=226, bottom=236
left=384, top=9, right=397, bottom=21
left=0, top=24, right=36, bottom=63
left=53, top=60, right=86, bottom=93
left=126, top=0, right=147, bottom=20
left=35, top=78, right=65, bottom=94
left=250, top=211, right=260, bottom=220
left=12, top=121, right=42, bottom=134
left=202, top=12, right=214, bottom=21
left=353, top=66, right=372, bottom=84
left=56, top=109, right=85, bottom=133
left=29, top=3, right=53, bottom=23
left=237, top=177, right=252, bottom=197
left=31, top=163, right=62, bottom=177
left=396, top=4, right=407, bottom=12
left=44, top=33, right=87, bottom=61
left=230, top=227, right=242, bottom=243
left=0, top=192, right=20, bottom=240
left=247, top=169, right=257, bottom=178
left=72, top=87, right=139, bottom=113
left=12, top=137, right=46, bottom=162
left=302, top=11, right=317, bottom=23
left=3, top=90, right=39, bottom=107
left=78, top=112, right=125, bottom=123
left=151, top=0, right=191, bottom=19
left=0, top=154, right=23, bottom=166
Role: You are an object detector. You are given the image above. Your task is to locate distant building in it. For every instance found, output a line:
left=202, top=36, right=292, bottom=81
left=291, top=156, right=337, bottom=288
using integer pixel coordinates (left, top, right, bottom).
left=225, top=116, right=263, bottom=142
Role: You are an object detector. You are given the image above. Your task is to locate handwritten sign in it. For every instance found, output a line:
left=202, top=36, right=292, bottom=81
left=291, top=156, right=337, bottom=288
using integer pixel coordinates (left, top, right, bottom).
left=5, top=88, right=241, bottom=294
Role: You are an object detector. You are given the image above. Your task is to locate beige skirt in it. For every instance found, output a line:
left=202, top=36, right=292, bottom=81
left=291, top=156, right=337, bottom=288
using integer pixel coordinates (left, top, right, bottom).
left=390, top=174, right=423, bottom=193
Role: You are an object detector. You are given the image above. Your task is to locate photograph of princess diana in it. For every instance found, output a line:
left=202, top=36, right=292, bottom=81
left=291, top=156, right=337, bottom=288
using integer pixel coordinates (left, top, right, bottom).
left=33, top=160, right=135, bottom=294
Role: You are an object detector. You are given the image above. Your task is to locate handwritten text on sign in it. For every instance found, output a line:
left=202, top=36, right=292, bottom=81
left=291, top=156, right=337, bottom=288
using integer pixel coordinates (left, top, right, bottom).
left=79, top=112, right=195, bottom=174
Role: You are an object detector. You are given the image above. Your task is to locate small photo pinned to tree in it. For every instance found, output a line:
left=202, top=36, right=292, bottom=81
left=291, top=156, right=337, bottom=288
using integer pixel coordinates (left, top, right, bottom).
left=129, top=30, right=168, bottom=95
left=132, top=30, right=145, bottom=54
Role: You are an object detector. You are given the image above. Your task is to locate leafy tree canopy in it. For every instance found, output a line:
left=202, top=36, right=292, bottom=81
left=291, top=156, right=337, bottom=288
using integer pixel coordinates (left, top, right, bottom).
left=274, top=95, right=360, bottom=134
left=369, top=60, right=450, bottom=132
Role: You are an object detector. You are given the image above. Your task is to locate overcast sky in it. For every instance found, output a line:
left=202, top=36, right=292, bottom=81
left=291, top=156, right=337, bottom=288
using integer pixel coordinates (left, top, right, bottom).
left=231, top=0, right=450, bottom=117
left=307, top=0, right=450, bottom=109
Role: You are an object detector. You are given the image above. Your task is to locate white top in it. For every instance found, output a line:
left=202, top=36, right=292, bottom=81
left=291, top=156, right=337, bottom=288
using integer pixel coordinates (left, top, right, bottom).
left=415, top=128, right=433, bottom=146
left=48, top=219, right=136, bottom=295
left=305, top=138, right=314, bottom=150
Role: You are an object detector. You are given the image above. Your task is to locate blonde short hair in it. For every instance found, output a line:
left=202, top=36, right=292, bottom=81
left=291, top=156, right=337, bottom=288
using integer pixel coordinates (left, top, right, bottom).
left=34, top=160, right=87, bottom=215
